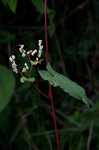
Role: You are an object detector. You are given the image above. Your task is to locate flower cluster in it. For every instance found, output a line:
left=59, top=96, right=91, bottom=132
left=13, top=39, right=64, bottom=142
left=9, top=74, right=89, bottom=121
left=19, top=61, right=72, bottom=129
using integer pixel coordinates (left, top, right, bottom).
left=9, top=40, right=43, bottom=74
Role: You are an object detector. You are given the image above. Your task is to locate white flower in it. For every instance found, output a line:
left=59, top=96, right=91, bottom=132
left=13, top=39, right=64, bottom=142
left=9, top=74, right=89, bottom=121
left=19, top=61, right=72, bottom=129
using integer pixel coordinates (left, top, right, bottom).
left=27, top=50, right=32, bottom=55
left=9, top=40, right=44, bottom=74
left=22, top=67, right=27, bottom=73
left=22, top=53, right=26, bottom=57
left=19, top=44, right=24, bottom=49
left=31, top=49, right=37, bottom=56
left=40, top=45, right=43, bottom=50
left=19, top=45, right=26, bottom=57
left=24, top=63, right=29, bottom=70
left=22, top=63, right=29, bottom=72
left=12, top=62, right=17, bottom=68
left=19, top=45, right=24, bottom=52
left=9, top=57, right=13, bottom=62
left=13, top=68, right=18, bottom=73
left=38, top=40, right=43, bottom=58
left=12, top=62, right=18, bottom=73
left=36, top=57, right=39, bottom=61
left=12, top=55, right=15, bottom=59
left=38, top=40, right=42, bottom=46
left=38, top=50, right=42, bottom=58
left=9, top=55, right=15, bottom=62
left=9, top=55, right=18, bottom=74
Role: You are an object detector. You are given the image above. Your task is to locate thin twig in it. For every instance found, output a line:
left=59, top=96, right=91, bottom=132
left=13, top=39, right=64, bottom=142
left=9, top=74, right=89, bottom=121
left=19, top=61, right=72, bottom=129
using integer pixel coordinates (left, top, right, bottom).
left=32, top=83, right=49, bottom=99
left=48, top=84, right=61, bottom=150
left=67, top=0, right=89, bottom=18
left=87, top=121, right=94, bottom=150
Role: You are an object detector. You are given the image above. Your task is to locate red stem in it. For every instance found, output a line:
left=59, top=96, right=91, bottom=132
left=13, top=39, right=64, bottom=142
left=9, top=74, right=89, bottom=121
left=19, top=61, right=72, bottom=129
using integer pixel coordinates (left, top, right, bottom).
left=49, top=84, right=61, bottom=150
left=44, top=1, right=61, bottom=150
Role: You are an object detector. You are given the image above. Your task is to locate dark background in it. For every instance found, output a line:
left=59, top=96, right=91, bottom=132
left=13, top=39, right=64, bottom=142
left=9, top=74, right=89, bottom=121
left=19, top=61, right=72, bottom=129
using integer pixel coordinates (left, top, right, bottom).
left=0, top=0, right=99, bottom=150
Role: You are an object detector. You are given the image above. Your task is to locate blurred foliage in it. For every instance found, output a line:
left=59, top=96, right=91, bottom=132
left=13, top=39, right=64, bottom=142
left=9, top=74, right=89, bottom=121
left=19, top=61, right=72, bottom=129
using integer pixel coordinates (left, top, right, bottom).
left=31, top=0, right=56, bottom=37
left=1, top=0, right=17, bottom=13
left=0, top=65, right=15, bottom=112
left=0, top=0, right=99, bottom=150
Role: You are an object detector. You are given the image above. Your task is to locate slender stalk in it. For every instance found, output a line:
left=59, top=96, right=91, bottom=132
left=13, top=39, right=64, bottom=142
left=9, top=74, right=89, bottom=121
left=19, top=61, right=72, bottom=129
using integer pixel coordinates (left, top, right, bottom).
left=32, top=83, right=49, bottom=99
left=49, top=84, right=61, bottom=150
left=87, top=121, right=94, bottom=150
left=44, top=0, right=61, bottom=150
left=44, top=0, right=49, bottom=64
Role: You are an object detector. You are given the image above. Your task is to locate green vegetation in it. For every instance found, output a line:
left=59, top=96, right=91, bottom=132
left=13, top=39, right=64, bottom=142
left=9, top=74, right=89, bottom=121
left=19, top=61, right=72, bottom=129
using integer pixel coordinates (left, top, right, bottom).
left=0, top=0, right=99, bottom=150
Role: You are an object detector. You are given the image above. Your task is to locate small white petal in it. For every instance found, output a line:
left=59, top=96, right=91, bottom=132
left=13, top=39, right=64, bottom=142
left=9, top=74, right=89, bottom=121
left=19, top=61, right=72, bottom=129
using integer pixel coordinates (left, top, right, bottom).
left=19, top=45, right=24, bottom=53
left=22, top=53, right=26, bottom=57
left=31, top=49, right=37, bottom=56
left=36, top=57, right=39, bottom=61
left=9, top=57, right=13, bottom=62
left=25, top=63, right=29, bottom=70
left=12, top=55, right=15, bottom=59
left=13, top=68, right=18, bottom=73
left=41, top=45, right=43, bottom=49
left=27, top=50, right=32, bottom=54
left=19, top=44, right=24, bottom=49
left=38, top=50, right=42, bottom=58
left=19, top=49, right=22, bottom=53
left=38, top=40, right=42, bottom=46
left=22, top=67, right=26, bottom=72
left=12, top=63, right=17, bottom=68
left=9, top=55, right=15, bottom=62
left=24, top=63, right=27, bottom=67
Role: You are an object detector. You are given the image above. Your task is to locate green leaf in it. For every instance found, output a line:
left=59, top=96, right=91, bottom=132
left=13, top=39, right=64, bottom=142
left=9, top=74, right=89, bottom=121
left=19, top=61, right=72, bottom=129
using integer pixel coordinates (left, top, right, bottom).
left=39, top=63, right=89, bottom=105
left=20, top=76, right=35, bottom=83
left=7, top=0, right=17, bottom=13
left=0, top=65, right=15, bottom=112
left=39, top=70, right=57, bottom=87
left=1, top=0, right=8, bottom=6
